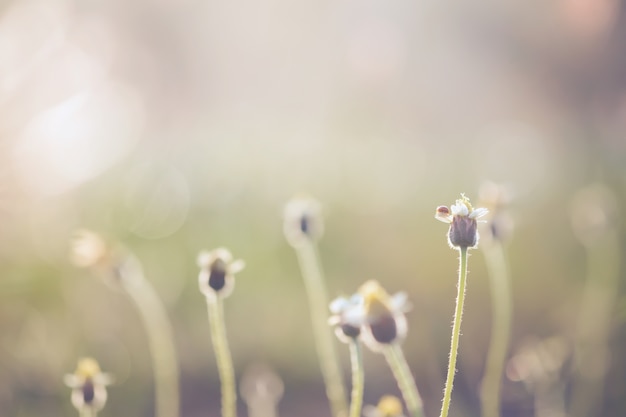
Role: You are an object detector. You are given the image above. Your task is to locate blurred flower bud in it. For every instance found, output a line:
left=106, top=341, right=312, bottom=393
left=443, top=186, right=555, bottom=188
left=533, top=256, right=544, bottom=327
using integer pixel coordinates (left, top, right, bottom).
left=329, top=294, right=366, bottom=343
left=64, top=357, right=113, bottom=414
left=358, top=280, right=411, bottom=351
left=283, top=195, right=324, bottom=247
left=479, top=181, right=515, bottom=243
left=363, top=395, right=406, bottom=417
left=570, top=184, right=618, bottom=247
left=197, top=248, right=245, bottom=301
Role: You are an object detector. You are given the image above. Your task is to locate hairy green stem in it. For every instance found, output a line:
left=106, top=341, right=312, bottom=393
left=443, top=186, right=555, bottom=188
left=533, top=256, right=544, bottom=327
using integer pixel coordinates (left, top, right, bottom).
left=207, top=297, right=237, bottom=417
left=384, top=344, right=424, bottom=417
left=295, top=240, right=348, bottom=417
left=440, top=247, right=469, bottom=417
left=124, top=274, right=180, bottom=417
left=348, top=340, right=364, bottom=417
left=480, top=242, right=512, bottom=417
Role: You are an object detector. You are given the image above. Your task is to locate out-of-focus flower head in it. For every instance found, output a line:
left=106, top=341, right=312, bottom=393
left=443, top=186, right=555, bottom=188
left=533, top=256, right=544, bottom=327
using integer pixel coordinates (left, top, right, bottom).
left=435, top=194, right=488, bottom=249
left=328, top=294, right=366, bottom=343
left=357, top=280, right=411, bottom=352
left=478, top=181, right=514, bottom=243
left=64, top=357, right=113, bottom=414
left=240, top=362, right=284, bottom=415
left=570, top=183, right=618, bottom=247
left=505, top=336, right=571, bottom=388
left=283, top=195, right=324, bottom=247
left=197, top=248, right=245, bottom=301
left=71, top=229, right=111, bottom=269
left=363, top=395, right=406, bottom=417
left=70, top=229, right=143, bottom=288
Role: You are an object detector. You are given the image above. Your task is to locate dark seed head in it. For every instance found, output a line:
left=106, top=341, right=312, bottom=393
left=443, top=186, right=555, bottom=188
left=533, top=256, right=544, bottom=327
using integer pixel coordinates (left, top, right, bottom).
left=449, top=216, right=478, bottom=248
left=369, top=314, right=398, bottom=344
left=299, top=214, right=311, bottom=235
left=341, top=323, right=361, bottom=339
left=208, top=259, right=227, bottom=291
left=82, top=379, right=95, bottom=404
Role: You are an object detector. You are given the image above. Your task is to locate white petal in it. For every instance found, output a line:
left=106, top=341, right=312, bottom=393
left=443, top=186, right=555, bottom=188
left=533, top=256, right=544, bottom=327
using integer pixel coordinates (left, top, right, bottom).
left=329, top=297, right=350, bottom=313
left=451, top=202, right=469, bottom=216
left=230, top=259, right=245, bottom=274
left=391, top=292, right=411, bottom=312
left=435, top=213, right=453, bottom=223
left=469, top=207, right=489, bottom=219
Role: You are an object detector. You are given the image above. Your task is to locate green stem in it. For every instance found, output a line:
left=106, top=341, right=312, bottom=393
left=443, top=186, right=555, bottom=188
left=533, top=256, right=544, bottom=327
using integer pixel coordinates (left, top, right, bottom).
left=440, top=247, right=469, bottom=417
left=570, top=231, right=620, bottom=417
left=480, top=242, right=512, bottom=417
left=383, top=344, right=424, bottom=417
left=207, top=297, right=237, bottom=417
left=295, top=240, right=348, bottom=417
left=79, top=408, right=95, bottom=417
left=124, top=273, right=180, bottom=417
left=348, top=340, right=364, bottom=417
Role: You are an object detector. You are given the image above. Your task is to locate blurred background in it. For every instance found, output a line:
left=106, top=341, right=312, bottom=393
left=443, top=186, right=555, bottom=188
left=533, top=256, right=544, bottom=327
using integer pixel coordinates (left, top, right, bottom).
left=1, top=0, right=625, bottom=416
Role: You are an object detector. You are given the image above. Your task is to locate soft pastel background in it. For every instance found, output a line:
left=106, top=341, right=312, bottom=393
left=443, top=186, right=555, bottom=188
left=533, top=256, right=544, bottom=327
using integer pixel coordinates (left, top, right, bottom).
left=1, top=0, right=625, bottom=416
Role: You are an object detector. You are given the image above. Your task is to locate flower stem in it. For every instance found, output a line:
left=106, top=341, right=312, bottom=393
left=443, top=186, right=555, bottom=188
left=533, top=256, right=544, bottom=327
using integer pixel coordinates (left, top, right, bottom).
left=79, top=408, right=96, bottom=417
left=480, top=241, right=512, bottom=417
left=207, top=296, right=237, bottom=417
left=440, top=246, right=469, bottom=417
left=383, top=344, right=424, bottom=417
left=348, top=340, right=364, bottom=417
left=570, top=230, right=620, bottom=417
left=294, top=240, right=348, bottom=417
left=123, top=271, right=180, bottom=417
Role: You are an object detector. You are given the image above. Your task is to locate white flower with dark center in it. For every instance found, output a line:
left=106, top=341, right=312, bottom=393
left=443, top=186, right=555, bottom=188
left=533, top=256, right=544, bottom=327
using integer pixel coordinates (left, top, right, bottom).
left=64, top=358, right=113, bottom=414
left=436, top=194, right=489, bottom=249
left=197, top=248, right=245, bottom=300
left=328, top=294, right=366, bottom=343
left=357, top=280, right=411, bottom=352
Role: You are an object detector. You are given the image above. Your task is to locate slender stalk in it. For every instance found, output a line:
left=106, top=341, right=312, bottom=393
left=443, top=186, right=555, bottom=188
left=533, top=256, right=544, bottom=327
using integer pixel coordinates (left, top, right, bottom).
left=79, top=408, right=95, bottom=417
left=480, top=241, right=512, bottom=417
left=295, top=240, right=348, bottom=417
left=207, top=297, right=237, bottom=417
left=124, top=275, right=180, bottom=417
left=570, top=231, right=620, bottom=417
left=348, top=340, right=364, bottom=417
left=440, top=247, right=469, bottom=417
left=383, top=344, right=424, bottom=417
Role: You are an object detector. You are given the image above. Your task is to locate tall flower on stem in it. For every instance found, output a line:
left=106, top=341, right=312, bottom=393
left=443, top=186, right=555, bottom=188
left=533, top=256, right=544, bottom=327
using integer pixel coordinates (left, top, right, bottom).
left=284, top=195, right=348, bottom=417
left=435, top=194, right=488, bottom=417
left=198, top=248, right=245, bottom=417
left=64, top=357, right=113, bottom=417
left=71, top=230, right=180, bottom=417
left=477, top=182, right=514, bottom=417
left=358, top=280, right=424, bottom=417
left=329, top=295, right=366, bottom=417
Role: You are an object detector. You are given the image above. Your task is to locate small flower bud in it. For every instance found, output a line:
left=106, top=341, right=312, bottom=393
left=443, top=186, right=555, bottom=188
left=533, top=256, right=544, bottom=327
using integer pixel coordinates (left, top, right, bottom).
left=435, top=194, right=488, bottom=250
left=64, top=358, right=113, bottom=414
left=363, top=395, right=406, bottom=417
left=570, top=184, right=618, bottom=247
left=197, top=248, right=245, bottom=300
left=283, top=195, right=324, bottom=247
left=479, top=181, right=514, bottom=243
left=358, top=280, right=410, bottom=352
left=329, top=295, right=365, bottom=343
